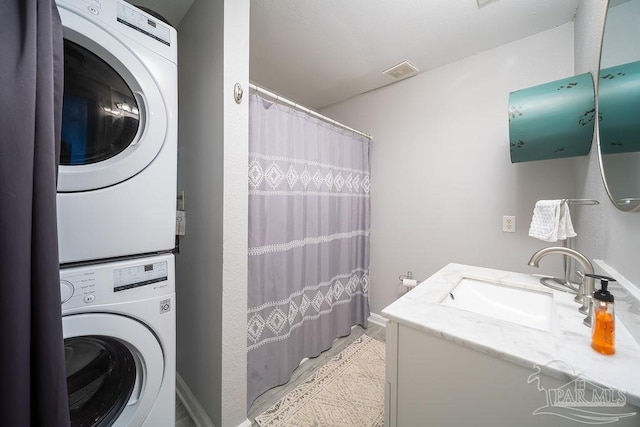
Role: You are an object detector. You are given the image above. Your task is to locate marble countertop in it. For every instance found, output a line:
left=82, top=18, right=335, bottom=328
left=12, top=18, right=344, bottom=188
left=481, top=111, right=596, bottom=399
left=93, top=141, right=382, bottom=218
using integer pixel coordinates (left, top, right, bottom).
left=381, top=263, right=640, bottom=407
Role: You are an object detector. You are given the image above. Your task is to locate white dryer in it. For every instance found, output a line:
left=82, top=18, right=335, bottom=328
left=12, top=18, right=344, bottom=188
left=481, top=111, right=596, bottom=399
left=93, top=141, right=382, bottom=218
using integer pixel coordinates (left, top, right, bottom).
left=61, top=253, right=176, bottom=426
left=56, top=0, right=178, bottom=264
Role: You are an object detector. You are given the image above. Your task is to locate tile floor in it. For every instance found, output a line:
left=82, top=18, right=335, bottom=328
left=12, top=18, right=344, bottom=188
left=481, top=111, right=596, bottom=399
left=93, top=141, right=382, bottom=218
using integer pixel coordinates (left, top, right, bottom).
left=175, top=395, right=196, bottom=427
left=174, top=323, right=386, bottom=427
left=248, top=323, right=386, bottom=426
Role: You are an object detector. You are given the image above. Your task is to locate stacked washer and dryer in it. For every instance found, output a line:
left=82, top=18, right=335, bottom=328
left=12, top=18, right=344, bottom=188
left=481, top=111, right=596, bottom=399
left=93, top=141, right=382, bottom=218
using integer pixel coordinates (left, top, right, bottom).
left=56, top=0, right=178, bottom=425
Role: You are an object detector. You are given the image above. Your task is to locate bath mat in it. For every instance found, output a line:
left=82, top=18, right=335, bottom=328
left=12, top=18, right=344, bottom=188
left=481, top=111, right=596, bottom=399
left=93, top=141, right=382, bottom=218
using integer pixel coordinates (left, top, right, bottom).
left=255, top=334, right=385, bottom=427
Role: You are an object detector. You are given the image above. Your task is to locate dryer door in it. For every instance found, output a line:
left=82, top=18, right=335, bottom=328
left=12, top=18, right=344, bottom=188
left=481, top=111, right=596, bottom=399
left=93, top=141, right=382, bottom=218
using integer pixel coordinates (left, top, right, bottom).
left=57, top=4, right=168, bottom=192
left=63, top=313, right=164, bottom=427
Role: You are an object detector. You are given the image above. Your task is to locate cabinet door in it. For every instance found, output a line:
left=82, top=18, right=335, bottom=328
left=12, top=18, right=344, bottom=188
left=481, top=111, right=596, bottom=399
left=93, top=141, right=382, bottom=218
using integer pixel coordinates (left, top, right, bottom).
left=385, top=322, right=399, bottom=427
left=396, top=326, right=542, bottom=425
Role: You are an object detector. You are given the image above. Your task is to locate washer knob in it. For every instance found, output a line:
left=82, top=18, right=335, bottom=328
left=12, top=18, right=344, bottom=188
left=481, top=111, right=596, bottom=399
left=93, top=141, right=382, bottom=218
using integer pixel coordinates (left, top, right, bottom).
left=60, top=280, right=74, bottom=304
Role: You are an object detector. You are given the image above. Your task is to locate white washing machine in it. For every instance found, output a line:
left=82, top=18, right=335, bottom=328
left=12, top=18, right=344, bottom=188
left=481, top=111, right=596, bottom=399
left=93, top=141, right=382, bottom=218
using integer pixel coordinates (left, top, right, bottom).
left=61, top=253, right=176, bottom=426
left=56, top=0, right=178, bottom=264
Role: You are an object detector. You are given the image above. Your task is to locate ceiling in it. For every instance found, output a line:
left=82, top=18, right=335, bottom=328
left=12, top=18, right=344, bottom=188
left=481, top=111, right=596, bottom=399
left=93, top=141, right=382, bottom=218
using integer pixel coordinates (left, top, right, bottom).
left=250, top=0, right=580, bottom=109
left=124, top=0, right=580, bottom=110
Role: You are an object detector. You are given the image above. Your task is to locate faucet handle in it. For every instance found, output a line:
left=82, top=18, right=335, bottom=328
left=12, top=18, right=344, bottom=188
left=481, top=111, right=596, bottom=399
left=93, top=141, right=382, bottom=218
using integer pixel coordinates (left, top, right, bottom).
left=583, top=295, right=593, bottom=328
left=573, top=270, right=585, bottom=303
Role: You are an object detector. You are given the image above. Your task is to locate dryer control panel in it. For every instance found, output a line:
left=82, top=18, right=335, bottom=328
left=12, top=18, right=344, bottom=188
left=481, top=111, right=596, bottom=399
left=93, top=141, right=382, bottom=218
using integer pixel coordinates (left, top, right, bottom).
left=117, top=3, right=171, bottom=46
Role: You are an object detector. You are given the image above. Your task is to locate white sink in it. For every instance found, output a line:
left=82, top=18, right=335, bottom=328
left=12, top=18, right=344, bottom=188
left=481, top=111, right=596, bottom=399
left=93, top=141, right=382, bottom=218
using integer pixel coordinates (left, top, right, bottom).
left=440, top=277, right=553, bottom=331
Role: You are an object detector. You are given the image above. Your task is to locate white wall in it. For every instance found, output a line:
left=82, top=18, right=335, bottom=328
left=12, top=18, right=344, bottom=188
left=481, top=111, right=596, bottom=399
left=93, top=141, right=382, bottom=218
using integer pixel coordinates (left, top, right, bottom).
left=177, top=0, right=249, bottom=425
left=177, top=0, right=224, bottom=422
left=323, top=24, right=576, bottom=314
left=574, top=0, right=640, bottom=287
left=221, top=0, right=250, bottom=424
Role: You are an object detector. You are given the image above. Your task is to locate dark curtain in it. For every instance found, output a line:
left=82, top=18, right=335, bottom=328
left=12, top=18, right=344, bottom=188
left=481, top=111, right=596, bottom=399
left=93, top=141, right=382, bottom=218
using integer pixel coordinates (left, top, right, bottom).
left=0, top=0, right=70, bottom=426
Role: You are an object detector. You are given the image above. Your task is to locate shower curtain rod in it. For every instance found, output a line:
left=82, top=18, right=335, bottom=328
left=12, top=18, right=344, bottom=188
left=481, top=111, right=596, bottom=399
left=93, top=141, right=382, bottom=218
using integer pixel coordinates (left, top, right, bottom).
left=248, top=83, right=373, bottom=140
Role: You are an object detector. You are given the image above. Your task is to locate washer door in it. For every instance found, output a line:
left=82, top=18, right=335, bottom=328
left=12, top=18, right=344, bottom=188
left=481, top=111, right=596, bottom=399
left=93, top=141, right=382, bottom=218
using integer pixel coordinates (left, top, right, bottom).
left=63, top=313, right=164, bottom=427
left=57, top=5, right=168, bottom=192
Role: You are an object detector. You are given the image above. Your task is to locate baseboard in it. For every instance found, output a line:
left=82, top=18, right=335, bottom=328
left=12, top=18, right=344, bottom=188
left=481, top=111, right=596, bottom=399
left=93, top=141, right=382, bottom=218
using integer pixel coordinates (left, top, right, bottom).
left=237, top=419, right=252, bottom=427
left=176, top=372, right=215, bottom=427
left=368, top=312, right=387, bottom=327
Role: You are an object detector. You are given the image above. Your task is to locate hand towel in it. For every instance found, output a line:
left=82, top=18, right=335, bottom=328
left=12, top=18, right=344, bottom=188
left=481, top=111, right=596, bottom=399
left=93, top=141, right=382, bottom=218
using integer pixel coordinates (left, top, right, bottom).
left=528, top=200, right=577, bottom=242
left=557, top=202, right=576, bottom=241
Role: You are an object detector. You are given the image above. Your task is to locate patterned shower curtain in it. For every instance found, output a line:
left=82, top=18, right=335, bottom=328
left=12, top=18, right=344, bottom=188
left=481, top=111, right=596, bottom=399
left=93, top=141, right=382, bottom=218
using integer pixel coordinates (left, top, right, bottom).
left=247, top=94, right=371, bottom=405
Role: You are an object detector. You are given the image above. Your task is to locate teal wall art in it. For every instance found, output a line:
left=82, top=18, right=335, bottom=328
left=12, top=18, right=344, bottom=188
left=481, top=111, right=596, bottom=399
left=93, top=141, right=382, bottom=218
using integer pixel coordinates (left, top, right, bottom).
left=508, top=73, right=595, bottom=163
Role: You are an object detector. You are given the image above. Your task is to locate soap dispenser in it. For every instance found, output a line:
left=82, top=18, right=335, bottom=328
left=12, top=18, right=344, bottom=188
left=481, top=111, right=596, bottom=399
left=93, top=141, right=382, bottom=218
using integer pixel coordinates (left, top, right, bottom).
left=586, top=274, right=616, bottom=355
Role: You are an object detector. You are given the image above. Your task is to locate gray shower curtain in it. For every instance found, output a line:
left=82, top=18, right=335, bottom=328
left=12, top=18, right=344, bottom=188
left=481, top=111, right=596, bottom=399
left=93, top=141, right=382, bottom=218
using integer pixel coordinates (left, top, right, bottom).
left=0, top=1, right=70, bottom=425
left=247, top=94, right=371, bottom=405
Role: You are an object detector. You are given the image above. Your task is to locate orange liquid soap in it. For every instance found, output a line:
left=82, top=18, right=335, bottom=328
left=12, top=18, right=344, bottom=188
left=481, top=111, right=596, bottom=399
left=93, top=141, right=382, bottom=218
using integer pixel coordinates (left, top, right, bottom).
left=591, top=308, right=615, bottom=355
left=586, top=273, right=617, bottom=356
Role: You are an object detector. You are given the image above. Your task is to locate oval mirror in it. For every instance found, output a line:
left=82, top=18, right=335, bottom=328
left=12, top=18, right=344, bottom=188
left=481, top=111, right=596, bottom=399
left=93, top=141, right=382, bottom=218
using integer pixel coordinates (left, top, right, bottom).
left=597, top=0, right=640, bottom=212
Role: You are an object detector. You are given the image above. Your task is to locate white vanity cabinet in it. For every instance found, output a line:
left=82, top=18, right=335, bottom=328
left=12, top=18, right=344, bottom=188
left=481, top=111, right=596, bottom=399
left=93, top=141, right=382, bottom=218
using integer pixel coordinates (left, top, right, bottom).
left=383, top=263, right=640, bottom=427
left=386, top=321, right=541, bottom=426
left=385, top=321, right=639, bottom=427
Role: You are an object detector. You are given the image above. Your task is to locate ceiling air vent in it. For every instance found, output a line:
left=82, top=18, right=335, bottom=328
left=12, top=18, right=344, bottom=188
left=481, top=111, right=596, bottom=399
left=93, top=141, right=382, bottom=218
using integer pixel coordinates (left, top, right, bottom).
left=382, top=61, right=419, bottom=80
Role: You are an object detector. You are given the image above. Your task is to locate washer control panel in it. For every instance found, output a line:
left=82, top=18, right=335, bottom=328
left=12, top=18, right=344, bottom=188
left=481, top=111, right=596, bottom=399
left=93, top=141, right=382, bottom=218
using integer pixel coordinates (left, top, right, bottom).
left=60, top=254, right=174, bottom=310
left=60, top=270, right=98, bottom=306
left=114, top=261, right=168, bottom=292
left=60, top=280, right=74, bottom=304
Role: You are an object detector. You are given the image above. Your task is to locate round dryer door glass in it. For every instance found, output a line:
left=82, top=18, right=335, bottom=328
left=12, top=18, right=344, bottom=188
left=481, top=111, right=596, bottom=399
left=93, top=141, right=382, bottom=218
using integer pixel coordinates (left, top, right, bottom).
left=65, top=336, right=137, bottom=426
left=61, top=40, right=140, bottom=166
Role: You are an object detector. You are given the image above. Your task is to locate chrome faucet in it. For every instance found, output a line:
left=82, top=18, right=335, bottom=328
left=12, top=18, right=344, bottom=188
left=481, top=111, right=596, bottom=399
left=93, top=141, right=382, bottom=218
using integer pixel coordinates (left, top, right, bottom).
left=528, top=247, right=595, bottom=327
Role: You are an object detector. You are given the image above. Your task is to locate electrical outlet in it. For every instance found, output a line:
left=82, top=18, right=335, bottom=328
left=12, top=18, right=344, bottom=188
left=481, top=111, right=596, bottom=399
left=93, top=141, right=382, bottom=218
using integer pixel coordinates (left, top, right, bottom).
left=503, top=215, right=516, bottom=233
